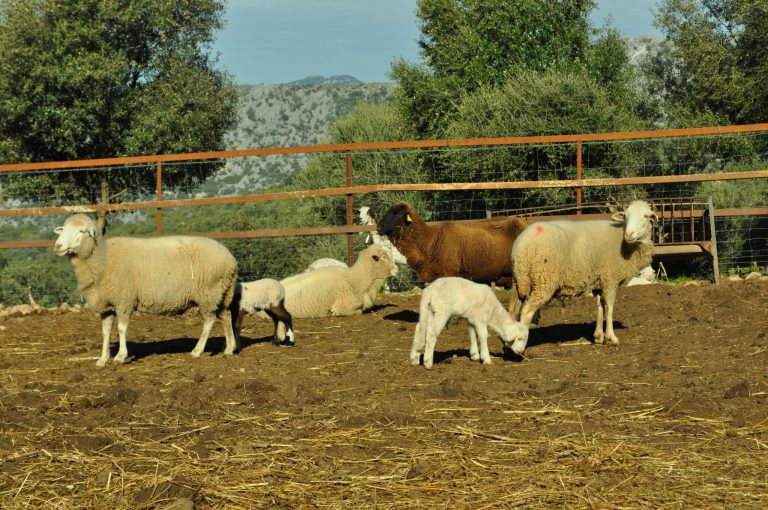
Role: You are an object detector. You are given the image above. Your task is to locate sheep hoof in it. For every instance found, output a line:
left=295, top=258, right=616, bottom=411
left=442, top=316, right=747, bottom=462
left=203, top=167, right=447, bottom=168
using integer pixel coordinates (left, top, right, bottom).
left=113, top=354, right=129, bottom=364
left=409, top=354, right=421, bottom=366
left=190, top=349, right=203, bottom=358
left=605, top=338, right=620, bottom=346
left=481, top=358, right=492, bottom=365
left=96, top=357, right=109, bottom=368
left=271, top=336, right=281, bottom=346
left=470, top=353, right=480, bottom=361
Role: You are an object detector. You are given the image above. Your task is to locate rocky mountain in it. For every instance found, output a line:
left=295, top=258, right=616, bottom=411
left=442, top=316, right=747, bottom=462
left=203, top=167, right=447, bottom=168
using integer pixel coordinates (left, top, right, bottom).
left=204, top=78, right=396, bottom=195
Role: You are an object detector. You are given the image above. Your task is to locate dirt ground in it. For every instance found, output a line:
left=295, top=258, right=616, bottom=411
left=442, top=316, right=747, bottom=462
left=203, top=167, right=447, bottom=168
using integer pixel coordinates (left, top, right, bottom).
left=1, top=279, right=767, bottom=509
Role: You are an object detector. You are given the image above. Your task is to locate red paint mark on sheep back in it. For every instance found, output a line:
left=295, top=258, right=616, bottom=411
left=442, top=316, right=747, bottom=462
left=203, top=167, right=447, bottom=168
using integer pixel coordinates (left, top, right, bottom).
left=535, top=225, right=544, bottom=234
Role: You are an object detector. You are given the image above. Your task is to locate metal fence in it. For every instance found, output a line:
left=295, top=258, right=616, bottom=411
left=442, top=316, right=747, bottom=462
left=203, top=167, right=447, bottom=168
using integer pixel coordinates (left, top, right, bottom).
left=1, top=124, right=768, bottom=305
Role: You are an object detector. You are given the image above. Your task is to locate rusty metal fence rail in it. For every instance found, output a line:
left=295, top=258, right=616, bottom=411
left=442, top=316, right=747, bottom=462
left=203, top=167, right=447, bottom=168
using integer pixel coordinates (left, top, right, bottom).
left=1, top=123, right=768, bottom=302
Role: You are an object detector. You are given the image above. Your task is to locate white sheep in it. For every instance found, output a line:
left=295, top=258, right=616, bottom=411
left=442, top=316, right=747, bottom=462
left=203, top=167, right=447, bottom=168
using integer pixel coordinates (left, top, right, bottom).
left=232, top=279, right=295, bottom=346
left=511, top=200, right=657, bottom=349
left=281, top=245, right=397, bottom=318
left=359, top=206, right=407, bottom=265
left=304, top=257, right=348, bottom=272
left=53, top=214, right=238, bottom=366
left=626, top=265, right=657, bottom=286
left=410, top=277, right=528, bottom=369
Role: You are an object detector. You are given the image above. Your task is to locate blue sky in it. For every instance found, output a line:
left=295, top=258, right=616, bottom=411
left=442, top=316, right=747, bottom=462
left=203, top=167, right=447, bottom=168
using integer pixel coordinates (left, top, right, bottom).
left=213, top=1, right=662, bottom=85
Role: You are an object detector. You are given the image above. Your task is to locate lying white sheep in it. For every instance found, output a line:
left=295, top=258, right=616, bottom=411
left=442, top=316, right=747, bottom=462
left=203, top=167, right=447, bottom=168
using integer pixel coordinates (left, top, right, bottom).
left=511, top=200, right=657, bottom=349
left=410, top=277, right=528, bottom=369
left=281, top=245, right=397, bottom=318
left=54, top=214, right=238, bottom=366
left=626, top=265, right=656, bottom=286
left=232, top=279, right=295, bottom=346
left=304, top=258, right=348, bottom=272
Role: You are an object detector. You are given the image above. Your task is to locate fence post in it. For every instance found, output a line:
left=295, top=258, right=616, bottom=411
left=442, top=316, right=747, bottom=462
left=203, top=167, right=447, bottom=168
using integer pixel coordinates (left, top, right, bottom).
left=345, top=151, right=354, bottom=266
left=708, top=196, right=720, bottom=284
left=576, top=140, right=583, bottom=214
left=156, top=161, right=163, bottom=235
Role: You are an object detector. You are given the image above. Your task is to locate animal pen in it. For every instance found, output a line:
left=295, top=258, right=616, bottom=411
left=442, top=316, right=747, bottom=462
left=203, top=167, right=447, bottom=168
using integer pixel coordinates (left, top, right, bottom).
left=1, top=123, right=768, bottom=305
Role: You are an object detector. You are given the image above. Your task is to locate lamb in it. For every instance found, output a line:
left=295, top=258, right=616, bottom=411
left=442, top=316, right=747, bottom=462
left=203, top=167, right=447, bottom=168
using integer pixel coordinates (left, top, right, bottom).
left=281, top=245, right=397, bottom=318
left=232, top=279, right=294, bottom=346
left=53, top=214, right=238, bottom=367
left=511, top=200, right=657, bottom=350
left=410, top=277, right=528, bottom=369
left=627, top=265, right=657, bottom=286
left=376, top=202, right=528, bottom=288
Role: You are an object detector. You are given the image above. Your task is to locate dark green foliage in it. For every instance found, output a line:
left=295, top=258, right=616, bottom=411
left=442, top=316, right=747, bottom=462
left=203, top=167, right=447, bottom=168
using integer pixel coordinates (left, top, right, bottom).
left=0, top=0, right=238, bottom=203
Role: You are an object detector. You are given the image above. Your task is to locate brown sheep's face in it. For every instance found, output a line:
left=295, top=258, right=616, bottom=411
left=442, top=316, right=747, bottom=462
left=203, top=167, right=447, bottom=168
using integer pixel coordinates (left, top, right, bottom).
left=376, top=203, right=414, bottom=240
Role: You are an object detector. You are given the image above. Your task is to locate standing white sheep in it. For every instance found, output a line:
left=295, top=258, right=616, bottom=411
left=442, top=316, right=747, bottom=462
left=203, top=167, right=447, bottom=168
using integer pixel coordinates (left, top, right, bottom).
left=281, top=245, right=397, bottom=318
left=54, top=214, right=238, bottom=366
left=410, top=277, right=528, bottom=369
left=511, top=200, right=657, bottom=350
left=232, top=279, right=295, bottom=346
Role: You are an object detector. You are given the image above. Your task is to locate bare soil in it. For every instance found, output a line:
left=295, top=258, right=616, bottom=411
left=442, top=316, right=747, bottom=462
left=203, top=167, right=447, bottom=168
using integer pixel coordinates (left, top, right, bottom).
left=1, top=280, right=767, bottom=509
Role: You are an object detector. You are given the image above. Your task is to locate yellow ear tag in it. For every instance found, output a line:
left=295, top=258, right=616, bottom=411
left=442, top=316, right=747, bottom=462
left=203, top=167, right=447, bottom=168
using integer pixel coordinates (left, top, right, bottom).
left=406, top=214, right=412, bottom=223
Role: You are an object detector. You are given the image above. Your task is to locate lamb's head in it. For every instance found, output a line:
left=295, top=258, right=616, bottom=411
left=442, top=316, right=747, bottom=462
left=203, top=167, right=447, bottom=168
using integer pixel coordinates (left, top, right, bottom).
left=376, top=202, right=420, bottom=241
left=612, top=200, right=657, bottom=244
left=356, top=245, right=398, bottom=277
left=499, top=317, right=529, bottom=356
left=53, top=214, right=99, bottom=258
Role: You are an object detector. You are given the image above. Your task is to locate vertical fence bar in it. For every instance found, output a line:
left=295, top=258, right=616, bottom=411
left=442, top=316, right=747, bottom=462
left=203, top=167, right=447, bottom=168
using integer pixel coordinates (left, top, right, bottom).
left=708, top=196, right=720, bottom=284
left=576, top=141, right=583, bottom=214
left=345, top=151, right=354, bottom=266
left=156, top=161, right=163, bottom=235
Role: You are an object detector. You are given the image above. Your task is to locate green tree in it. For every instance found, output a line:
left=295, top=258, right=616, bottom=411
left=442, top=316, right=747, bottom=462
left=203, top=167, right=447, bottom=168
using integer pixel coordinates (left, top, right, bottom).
left=0, top=0, right=238, bottom=204
left=645, top=0, right=768, bottom=124
left=391, top=0, right=640, bottom=138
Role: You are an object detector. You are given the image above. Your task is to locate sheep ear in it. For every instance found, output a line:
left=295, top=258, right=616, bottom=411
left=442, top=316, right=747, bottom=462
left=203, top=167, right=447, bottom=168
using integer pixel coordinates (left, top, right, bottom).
left=612, top=212, right=626, bottom=222
left=405, top=214, right=412, bottom=225
left=650, top=212, right=659, bottom=224
left=54, top=226, right=63, bottom=234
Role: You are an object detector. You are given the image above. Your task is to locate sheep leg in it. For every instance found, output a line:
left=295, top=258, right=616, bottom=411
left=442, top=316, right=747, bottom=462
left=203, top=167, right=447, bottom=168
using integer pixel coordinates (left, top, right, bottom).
left=410, top=319, right=426, bottom=366
left=113, top=314, right=130, bottom=364
left=191, top=314, right=216, bottom=358
left=220, top=308, right=238, bottom=355
left=423, top=311, right=449, bottom=370
left=468, top=324, right=480, bottom=361
left=97, top=312, right=115, bottom=367
left=331, top=295, right=364, bottom=316
left=474, top=322, right=492, bottom=365
left=593, top=294, right=605, bottom=344
left=268, top=300, right=294, bottom=345
left=602, top=287, right=620, bottom=346
left=233, top=308, right=245, bottom=346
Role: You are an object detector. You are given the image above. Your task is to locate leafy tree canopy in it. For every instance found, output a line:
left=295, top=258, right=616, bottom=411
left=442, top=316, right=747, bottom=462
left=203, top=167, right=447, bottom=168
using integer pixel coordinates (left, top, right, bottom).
left=0, top=0, right=238, bottom=203
left=390, top=0, right=638, bottom=137
left=645, top=0, right=768, bottom=124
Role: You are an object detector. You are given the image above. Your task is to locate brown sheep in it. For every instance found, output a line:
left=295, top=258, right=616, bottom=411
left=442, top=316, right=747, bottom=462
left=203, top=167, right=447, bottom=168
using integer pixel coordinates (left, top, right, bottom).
left=376, top=202, right=528, bottom=288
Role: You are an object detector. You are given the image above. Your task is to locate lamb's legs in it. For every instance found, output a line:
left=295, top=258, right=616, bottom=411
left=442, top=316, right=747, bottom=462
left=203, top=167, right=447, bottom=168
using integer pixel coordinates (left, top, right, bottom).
left=410, top=320, right=426, bottom=366
left=423, top=312, right=449, bottom=370
left=468, top=324, right=480, bottom=361
left=593, top=294, right=605, bottom=343
left=473, top=322, right=492, bottom=365
left=97, top=313, right=115, bottom=367
left=267, top=300, right=294, bottom=345
left=602, top=287, right=620, bottom=345
left=191, top=314, right=216, bottom=358
left=113, top=314, right=130, bottom=364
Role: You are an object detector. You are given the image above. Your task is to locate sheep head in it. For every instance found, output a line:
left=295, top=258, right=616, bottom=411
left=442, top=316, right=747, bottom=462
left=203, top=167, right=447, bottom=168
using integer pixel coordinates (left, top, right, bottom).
left=355, top=245, right=398, bottom=277
left=612, top=200, right=657, bottom=244
left=376, top=202, right=420, bottom=241
left=54, top=214, right=99, bottom=258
